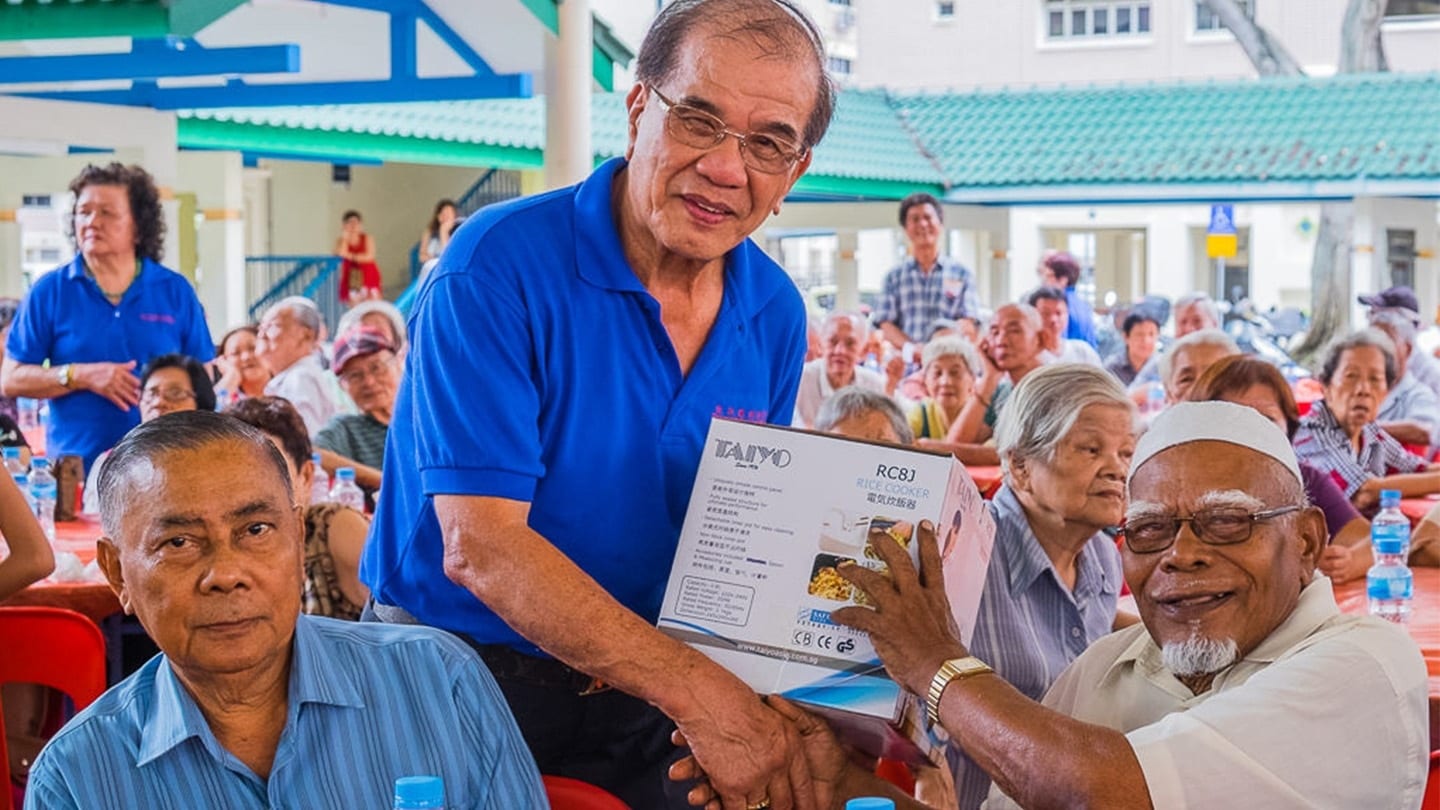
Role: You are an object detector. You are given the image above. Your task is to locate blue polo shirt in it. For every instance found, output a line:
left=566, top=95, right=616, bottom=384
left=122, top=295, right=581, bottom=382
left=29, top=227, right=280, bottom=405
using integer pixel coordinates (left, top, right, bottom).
left=6, top=256, right=215, bottom=469
left=363, top=157, right=807, bottom=654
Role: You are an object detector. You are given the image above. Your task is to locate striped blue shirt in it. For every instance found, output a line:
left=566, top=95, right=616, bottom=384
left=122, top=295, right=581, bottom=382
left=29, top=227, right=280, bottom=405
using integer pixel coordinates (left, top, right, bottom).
left=949, top=485, right=1121, bottom=809
left=25, top=616, right=547, bottom=810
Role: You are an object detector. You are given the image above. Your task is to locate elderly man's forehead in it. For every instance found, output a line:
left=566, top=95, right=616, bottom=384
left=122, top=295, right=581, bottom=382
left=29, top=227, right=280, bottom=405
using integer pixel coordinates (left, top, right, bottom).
left=1130, top=441, right=1299, bottom=500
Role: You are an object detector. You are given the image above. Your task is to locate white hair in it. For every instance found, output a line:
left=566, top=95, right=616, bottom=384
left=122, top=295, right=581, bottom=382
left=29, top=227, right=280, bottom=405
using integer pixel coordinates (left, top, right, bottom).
left=921, top=336, right=980, bottom=377
left=1161, top=635, right=1239, bottom=677
left=995, top=364, right=1136, bottom=482
left=265, top=296, right=322, bottom=337
left=823, top=311, right=867, bottom=338
left=1175, top=292, right=1221, bottom=329
left=814, top=386, right=914, bottom=445
left=1158, top=328, right=1240, bottom=384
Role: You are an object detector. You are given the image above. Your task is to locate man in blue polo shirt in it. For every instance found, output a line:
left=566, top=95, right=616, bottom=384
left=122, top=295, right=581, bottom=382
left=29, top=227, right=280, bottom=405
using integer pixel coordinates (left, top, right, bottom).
left=362, top=2, right=835, bottom=808
left=1, top=163, right=214, bottom=471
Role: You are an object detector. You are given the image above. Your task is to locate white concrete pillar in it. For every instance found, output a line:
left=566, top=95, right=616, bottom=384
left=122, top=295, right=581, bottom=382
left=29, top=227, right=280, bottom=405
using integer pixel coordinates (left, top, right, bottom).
left=178, top=151, right=248, bottom=336
left=1351, top=197, right=1377, bottom=327
left=545, top=0, right=593, bottom=190
left=835, top=229, right=859, bottom=312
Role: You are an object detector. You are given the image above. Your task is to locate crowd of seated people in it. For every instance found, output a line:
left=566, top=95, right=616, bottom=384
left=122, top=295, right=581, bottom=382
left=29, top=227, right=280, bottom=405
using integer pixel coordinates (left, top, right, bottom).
left=4, top=3, right=1436, bottom=804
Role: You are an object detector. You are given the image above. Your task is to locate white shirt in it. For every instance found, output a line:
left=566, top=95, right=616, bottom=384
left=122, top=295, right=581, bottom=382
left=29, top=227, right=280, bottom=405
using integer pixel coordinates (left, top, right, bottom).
left=265, top=353, right=355, bottom=436
left=1040, top=339, right=1103, bottom=367
left=792, top=358, right=887, bottom=428
left=983, top=577, right=1428, bottom=809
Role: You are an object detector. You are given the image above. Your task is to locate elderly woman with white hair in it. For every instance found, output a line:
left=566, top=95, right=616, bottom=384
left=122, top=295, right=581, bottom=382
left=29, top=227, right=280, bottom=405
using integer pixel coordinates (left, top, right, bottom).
left=336, top=299, right=408, bottom=361
left=947, top=363, right=1138, bottom=809
left=814, top=385, right=914, bottom=445
left=906, top=336, right=980, bottom=442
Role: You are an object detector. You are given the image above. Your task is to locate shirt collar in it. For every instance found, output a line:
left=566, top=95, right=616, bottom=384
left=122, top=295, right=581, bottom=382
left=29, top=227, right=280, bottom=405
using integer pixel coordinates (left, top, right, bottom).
left=1101, top=576, right=1340, bottom=686
left=991, top=485, right=1114, bottom=599
left=136, top=615, right=364, bottom=767
left=573, top=157, right=792, bottom=320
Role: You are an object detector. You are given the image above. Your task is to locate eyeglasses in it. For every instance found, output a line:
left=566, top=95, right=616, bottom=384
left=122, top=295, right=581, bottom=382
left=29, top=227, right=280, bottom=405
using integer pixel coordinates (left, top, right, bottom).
left=649, top=86, right=806, bottom=175
left=1122, top=505, right=1303, bottom=554
left=339, top=355, right=396, bottom=386
left=142, top=387, right=196, bottom=404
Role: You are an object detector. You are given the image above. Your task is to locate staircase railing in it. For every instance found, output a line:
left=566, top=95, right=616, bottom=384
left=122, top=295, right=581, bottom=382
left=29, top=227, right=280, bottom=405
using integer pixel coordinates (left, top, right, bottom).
left=407, top=168, right=524, bottom=282
left=245, top=255, right=344, bottom=335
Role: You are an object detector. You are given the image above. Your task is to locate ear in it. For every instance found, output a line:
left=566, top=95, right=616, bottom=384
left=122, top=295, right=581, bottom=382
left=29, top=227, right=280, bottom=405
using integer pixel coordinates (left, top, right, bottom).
left=624, top=82, right=647, bottom=161
left=1006, top=453, right=1029, bottom=492
left=96, top=537, right=134, bottom=615
left=1295, top=506, right=1328, bottom=579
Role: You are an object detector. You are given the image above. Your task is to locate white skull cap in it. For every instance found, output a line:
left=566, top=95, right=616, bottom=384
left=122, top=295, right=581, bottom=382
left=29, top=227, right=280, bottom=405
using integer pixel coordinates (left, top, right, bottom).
left=1129, top=401, right=1302, bottom=487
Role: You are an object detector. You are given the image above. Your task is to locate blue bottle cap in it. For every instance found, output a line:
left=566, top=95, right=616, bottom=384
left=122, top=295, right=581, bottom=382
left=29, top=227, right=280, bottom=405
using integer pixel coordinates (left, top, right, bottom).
left=1380, top=489, right=1401, bottom=507
left=394, top=775, right=444, bottom=809
left=846, top=800, right=896, bottom=810
left=2, top=447, right=18, bottom=458
left=30, top=457, right=48, bottom=470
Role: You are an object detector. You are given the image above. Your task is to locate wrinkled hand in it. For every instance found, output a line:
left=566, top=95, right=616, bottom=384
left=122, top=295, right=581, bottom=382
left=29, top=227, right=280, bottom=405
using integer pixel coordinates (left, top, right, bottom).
left=1319, top=544, right=1365, bottom=584
left=832, top=521, right=966, bottom=697
left=671, top=696, right=854, bottom=810
left=976, top=338, right=1002, bottom=380
left=671, top=689, right=817, bottom=810
left=75, top=361, right=140, bottom=410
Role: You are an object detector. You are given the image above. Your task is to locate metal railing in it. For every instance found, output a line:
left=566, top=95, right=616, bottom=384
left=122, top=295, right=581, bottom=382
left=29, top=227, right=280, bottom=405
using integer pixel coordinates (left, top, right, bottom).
left=245, top=255, right=343, bottom=335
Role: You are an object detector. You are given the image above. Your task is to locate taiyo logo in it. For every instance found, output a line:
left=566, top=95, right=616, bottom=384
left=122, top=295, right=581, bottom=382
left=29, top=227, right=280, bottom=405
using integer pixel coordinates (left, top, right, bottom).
left=714, top=438, right=792, bottom=468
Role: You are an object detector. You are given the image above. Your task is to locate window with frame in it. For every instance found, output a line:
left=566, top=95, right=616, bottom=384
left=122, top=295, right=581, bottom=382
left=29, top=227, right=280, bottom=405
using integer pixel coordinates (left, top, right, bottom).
left=1388, top=229, right=1417, bottom=290
left=1385, top=0, right=1440, bottom=18
left=1195, top=0, right=1253, bottom=32
left=826, top=56, right=853, bottom=76
left=937, top=1, right=957, bottom=20
left=1046, top=1, right=1151, bottom=39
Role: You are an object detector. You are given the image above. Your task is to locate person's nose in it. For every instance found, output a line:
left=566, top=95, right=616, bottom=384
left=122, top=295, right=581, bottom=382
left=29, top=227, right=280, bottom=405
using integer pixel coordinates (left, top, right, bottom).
left=1158, top=520, right=1213, bottom=572
left=694, top=134, right=748, bottom=188
left=199, top=542, right=254, bottom=593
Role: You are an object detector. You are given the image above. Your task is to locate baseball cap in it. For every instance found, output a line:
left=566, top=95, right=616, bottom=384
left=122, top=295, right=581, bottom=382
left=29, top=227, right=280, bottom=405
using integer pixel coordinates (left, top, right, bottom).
left=332, top=325, right=395, bottom=375
left=1358, top=285, right=1419, bottom=313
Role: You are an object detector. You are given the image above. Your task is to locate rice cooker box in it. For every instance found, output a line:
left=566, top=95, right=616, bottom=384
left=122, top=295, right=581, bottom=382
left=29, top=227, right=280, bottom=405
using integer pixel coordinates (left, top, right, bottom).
left=658, top=418, right=996, bottom=763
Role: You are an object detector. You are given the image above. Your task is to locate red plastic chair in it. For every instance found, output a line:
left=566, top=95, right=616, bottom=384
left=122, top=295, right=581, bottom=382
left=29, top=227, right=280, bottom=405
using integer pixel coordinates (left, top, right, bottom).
left=542, top=775, right=629, bottom=810
left=0, top=607, right=107, bottom=810
left=1422, top=750, right=1440, bottom=810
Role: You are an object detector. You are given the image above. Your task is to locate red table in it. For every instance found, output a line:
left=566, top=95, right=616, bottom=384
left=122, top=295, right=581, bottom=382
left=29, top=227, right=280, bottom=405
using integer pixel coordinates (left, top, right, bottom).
left=968, top=466, right=1003, bottom=499
left=1, top=517, right=117, bottom=623
left=1403, top=497, right=1439, bottom=527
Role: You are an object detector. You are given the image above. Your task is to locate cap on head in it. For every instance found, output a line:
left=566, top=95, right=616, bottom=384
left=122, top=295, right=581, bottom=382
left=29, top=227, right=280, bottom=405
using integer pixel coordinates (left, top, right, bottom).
left=1128, top=401, right=1302, bottom=492
left=1358, top=285, right=1419, bottom=314
left=332, top=325, right=395, bottom=376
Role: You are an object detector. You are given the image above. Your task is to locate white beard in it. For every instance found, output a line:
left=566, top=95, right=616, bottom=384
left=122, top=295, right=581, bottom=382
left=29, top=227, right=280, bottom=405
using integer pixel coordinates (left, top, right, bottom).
left=1160, top=636, right=1239, bottom=677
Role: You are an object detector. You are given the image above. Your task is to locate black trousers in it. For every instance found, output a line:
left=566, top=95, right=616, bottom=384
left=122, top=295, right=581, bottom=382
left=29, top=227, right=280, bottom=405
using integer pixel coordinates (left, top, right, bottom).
left=362, top=600, right=692, bottom=809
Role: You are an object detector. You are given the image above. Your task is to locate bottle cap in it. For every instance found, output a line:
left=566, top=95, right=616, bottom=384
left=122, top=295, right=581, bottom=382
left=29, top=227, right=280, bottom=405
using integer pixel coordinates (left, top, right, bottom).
left=11, top=474, right=26, bottom=487
left=338, top=467, right=355, bottom=481
left=2, top=447, right=18, bottom=458
left=312, top=452, right=323, bottom=465
left=31, top=457, right=48, bottom=470
left=1380, top=489, right=1401, bottom=507
left=394, top=775, right=444, bottom=809
left=846, top=800, right=896, bottom=810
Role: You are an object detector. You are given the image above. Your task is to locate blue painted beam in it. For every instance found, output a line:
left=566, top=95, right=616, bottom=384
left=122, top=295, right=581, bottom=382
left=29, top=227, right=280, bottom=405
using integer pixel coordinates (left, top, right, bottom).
left=0, top=39, right=299, bottom=84
left=415, top=2, right=494, bottom=77
left=20, top=73, right=532, bottom=109
left=391, top=10, right=417, bottom=81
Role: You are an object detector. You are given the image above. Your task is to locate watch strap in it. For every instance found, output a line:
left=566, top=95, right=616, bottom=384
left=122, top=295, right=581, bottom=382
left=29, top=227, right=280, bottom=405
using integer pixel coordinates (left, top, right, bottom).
left=926, top=656, right=992, bottom=726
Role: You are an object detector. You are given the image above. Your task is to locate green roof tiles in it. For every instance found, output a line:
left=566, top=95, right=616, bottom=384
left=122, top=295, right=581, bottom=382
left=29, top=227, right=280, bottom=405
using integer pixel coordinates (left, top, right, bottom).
left=175, top=71, right=1440, bottom=201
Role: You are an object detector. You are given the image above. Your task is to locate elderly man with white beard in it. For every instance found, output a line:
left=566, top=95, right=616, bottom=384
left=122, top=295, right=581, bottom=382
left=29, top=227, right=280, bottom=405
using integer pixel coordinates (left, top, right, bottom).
left=675, top=401, right=1431, bottom=809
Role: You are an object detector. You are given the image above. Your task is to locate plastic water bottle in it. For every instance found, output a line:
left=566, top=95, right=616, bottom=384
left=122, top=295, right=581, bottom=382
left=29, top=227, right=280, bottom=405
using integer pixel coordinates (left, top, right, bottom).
left=2, top=447, right=26, bottom=477
left=329, top=467, right=365, bottom=512
left=846, top=799, right=896, bottom=810
left=310, top=453, right=330, bottom=505
left=16, top=398, right=41, bottom=448
left=11, top=473, right=33, bottom=515
left=1368, top=489, right=1413, bottom=624
left=1144, top=382, right=1166, bottom=421
left=28, top=457, right=57, bottom=544
left=393, top=775, right=445, bottom=809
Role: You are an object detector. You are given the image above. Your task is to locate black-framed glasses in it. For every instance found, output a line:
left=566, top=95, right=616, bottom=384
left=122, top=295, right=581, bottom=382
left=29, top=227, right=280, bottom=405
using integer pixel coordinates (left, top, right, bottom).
left=649, top=86, right=806, bottom=175
left=1122, top=505, right=1303, bottom=554
left=141, top=387, right=196, bottom=404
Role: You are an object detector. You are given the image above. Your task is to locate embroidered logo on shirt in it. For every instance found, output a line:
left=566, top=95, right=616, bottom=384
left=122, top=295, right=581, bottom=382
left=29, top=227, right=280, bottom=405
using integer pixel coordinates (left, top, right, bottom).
left=138, top=313, right=177, bottom=324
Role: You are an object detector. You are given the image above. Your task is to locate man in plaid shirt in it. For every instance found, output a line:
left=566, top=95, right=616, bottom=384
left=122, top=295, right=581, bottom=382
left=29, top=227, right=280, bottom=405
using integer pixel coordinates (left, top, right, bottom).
left=874, top=192, right=979, bottom=348
left=1293, top=329, right=1439, bottom=511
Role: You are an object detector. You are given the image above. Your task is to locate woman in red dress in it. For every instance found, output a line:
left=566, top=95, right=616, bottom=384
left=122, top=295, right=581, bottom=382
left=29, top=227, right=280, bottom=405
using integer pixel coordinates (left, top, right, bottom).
left=334, top=210, right=382, bottom=304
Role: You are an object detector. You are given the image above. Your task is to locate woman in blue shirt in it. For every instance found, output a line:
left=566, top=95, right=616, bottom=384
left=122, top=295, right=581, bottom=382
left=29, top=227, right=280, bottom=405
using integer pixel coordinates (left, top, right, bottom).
left=0, top=163, right=214, bottom=472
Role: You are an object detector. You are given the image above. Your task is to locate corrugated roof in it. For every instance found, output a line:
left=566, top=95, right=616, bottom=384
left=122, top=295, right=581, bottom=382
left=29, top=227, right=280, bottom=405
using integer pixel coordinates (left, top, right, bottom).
left=896, top=72, right=1440, bottom=189
left=176, top=71, right=1440, bottom=201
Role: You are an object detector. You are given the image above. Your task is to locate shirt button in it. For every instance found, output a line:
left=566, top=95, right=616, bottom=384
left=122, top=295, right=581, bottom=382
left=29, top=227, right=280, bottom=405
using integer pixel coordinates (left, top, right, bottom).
left=1070, top=627, right=1082, bottom=638
left=114, top=311, right=120, bottom=318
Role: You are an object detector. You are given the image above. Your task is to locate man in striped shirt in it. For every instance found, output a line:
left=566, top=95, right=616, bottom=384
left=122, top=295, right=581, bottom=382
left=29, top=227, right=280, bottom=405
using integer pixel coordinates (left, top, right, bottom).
left=24, top=412, right=545, bottom=810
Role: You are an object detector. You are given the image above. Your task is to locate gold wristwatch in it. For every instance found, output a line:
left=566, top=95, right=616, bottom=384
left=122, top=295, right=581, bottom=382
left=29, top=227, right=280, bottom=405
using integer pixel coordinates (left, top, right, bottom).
left=927, top=656, right=993, bottom=726
left=56, top=363, right=73, bottom=389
